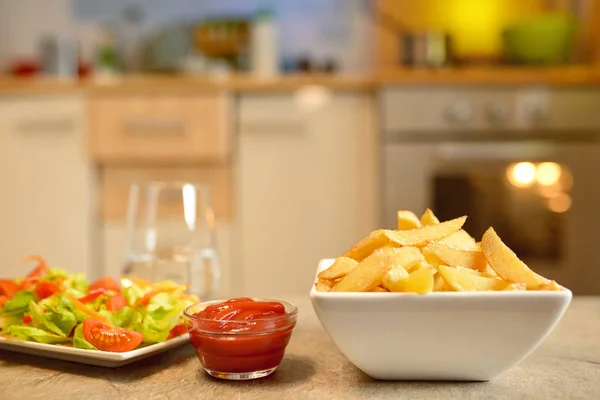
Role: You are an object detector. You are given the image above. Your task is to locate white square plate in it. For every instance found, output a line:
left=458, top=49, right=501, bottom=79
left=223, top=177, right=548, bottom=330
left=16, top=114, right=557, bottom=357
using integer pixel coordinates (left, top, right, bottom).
left=0, top=334, right=190, bottom=367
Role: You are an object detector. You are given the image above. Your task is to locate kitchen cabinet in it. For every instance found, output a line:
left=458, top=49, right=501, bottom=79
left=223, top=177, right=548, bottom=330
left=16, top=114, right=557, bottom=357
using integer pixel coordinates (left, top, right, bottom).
left=0, top=95, right=95, bottom=278
left=237, top=91, right=378, bottom=297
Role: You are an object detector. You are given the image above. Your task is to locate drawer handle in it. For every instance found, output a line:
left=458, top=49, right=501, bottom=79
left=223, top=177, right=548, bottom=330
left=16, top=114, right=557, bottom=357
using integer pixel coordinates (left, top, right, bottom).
left=123, top=119, right=187, bottom=135
left=16, top=118, right=75, bottom=134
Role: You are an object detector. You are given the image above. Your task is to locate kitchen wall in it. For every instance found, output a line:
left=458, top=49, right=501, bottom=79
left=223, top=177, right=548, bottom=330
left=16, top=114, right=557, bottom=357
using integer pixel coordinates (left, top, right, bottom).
left=0, top=0, right=372, bottom=73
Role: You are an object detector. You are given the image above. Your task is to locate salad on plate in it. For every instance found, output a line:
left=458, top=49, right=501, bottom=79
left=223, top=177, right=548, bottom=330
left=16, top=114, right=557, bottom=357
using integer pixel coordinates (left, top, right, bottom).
left=0, top=255, right=198, bottom=352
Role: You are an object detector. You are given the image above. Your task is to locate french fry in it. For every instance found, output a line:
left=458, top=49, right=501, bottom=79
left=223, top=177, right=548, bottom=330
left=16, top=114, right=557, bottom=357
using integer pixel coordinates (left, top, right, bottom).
left=433, top=274, right=452, bottom=291
left=536, top=280, right=562, bottom=291
left=405, top=260, right=435, bottom=274
left=420, top=208, right=440, bottom=226
left=384, top=216, right=467, bottom=247
left=438, top=265, right=507, bottom=291
left=421, top=247, right=443, bottom=269
left=439, top=230, right=478, bottom=250
left=318, top=257, right=358, bottom=281
left=426, top=242, right=487, bottom=272
left=503, top=282, right=527, bottom=291
left=481, top=227, right=550, bottom=289
left=397, top=210, right=421, bottom=230
left=382, top=266, right=410, bottom=291
left=370, top=286, right=389, bottom=292
left=332, top=247, right=397, bottom=292
left=343, top=230, right=390, bottom=262
left=386, top=268, right=435, bottom=294
left=315, top=281, right=332, bottom=292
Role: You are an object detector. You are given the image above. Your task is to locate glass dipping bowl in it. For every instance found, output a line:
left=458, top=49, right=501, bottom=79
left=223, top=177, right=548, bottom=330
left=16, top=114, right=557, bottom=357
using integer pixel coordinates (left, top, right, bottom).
left=183, top=298, right=298, bottom=380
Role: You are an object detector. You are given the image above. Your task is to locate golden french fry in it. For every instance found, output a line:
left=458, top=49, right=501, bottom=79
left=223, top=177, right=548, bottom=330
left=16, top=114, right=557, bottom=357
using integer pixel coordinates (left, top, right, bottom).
left=315, top=281, right=332, bottom=292
left=426, top=242, right=487, bottom=272
left=433, top=274, right=452, bottom=291
left=504, top=282, right=527, bottom=291
left=475, top=241, right=482, bottom=251
left=420, top=208, right=440, bottom=226
left=387, top=268, right=434, bottom=294
left=439, top=229, right=478, bottom=250
left=405, top=260, right=435, bottom=274
left=370, top=286, right=389, bottom=292
left=481, top=263, right=498, bottom=277
left=438, top=265, right=507, bottom=291
left=397, top=210, right=421, bottom=230
left=387, top=246, right=424, bottom=269
left=536, top=280, right=562, bottom=291
left=382, top=266, right=410, bottom=291
left=343, top=230, right=390, bottom=262
left=482, top=227, right=550, bottom=289
left=420, top=246, right=443, bottom=269
left=332, top=247, right=398, bottom=292
left=384, top=216, right=467, bottom=247
left=318, top=257, right=358, bottom=281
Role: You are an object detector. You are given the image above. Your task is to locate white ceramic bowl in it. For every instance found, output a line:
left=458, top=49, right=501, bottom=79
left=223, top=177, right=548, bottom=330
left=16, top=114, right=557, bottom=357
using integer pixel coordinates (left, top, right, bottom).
left=310, top=258, right=572, bottom=381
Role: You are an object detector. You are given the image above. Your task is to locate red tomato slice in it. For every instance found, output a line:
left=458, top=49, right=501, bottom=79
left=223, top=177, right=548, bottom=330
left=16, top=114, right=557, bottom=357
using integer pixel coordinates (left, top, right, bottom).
left=35, top=282, right=61, bottom=300
left=167, top=324, right=188, bottom=340
left=78, top=289, right=111, bottom=303
left=82, top=318, right=143, bottom=352
left=23, top=255, right=49, bottom=279
left=106, top=294, right=127, bottom=311
left=89, top=276, right=121, bottom=294
left=0, top=279, right=19, bottom=298
left=22, top=315, right=32, bottom=325
left=0, top=295, right=8, bottom=307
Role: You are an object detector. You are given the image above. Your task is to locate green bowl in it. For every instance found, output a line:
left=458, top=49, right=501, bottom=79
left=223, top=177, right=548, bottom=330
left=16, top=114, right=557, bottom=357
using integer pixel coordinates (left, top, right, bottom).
left=502, top=13, right=577, bottom=65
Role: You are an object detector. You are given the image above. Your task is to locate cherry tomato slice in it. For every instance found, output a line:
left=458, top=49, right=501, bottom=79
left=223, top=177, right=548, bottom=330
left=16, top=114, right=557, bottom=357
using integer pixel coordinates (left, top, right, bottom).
left=82, top=318, right=143, bottom=352
left=78, top=289, right=111, bottom=303
left=89, top=276, right=121, bottom=294
left=23, top=255, right=49, bottom=280
left=22, top=315, right=32, bottom=325
left=166, top=324, right=188, bottom=340
left=0, top=280, right=19, bottom=298
left=106, top=294, right=127, bottom=311
left=35, top=282, right=61, bottom=300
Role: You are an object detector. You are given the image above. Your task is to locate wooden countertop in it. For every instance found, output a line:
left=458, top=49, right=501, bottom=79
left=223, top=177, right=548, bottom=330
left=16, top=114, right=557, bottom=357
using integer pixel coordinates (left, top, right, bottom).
left=1, top=297, right=599, bottom=400
left=2, top=66, right=600, bottom=96
left=0, top=74, right=373, bottom=95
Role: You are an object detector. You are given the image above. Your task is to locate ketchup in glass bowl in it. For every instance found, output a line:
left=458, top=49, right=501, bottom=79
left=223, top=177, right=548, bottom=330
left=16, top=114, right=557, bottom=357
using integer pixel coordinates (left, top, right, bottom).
left=183, top=298, right=298, bottom=380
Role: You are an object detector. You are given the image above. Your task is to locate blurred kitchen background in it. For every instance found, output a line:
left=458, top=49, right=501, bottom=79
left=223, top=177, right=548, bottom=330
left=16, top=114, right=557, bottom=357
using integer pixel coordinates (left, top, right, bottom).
left=1, top=0, right=600, bottom=296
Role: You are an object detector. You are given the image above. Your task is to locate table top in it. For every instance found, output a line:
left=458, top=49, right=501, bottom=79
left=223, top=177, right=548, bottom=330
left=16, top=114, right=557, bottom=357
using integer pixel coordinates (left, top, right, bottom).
left=0, top=297, right=599, bottom=400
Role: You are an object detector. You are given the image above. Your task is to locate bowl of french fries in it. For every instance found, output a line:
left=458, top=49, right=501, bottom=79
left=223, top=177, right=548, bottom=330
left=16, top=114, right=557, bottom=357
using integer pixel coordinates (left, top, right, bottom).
left=310, top=209, right=572, bottom=381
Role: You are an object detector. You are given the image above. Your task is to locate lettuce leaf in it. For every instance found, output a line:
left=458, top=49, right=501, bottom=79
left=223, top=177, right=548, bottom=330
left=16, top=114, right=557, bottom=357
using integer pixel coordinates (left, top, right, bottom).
left=29, top=301, right=65, bottom=337
left=2, top=292, right=35, bottom=315
left=122, top=283, right=147, bottom=306
left=44, top=305, right=77, bottom=335
left=6, top=325, right=71, bottom=344
left=72, top=324, right=97, bottom=350
left=0, top=314, right=22, bottom=331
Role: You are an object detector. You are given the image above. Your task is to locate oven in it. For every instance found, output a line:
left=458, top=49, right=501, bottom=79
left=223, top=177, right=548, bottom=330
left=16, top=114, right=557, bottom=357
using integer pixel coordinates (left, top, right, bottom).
left=380, top=87, right=600, bottom=294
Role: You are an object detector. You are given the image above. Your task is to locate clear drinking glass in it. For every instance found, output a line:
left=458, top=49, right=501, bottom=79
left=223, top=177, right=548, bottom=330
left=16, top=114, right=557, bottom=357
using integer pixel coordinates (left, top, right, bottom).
left=122, top=181, right=220, bottom=299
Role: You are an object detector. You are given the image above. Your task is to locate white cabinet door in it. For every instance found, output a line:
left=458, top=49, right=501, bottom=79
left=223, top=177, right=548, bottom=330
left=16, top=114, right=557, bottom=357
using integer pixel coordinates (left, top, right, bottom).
left=237, top=92, right=378, bottom=297
left=0, top=95, right=95, bottom=278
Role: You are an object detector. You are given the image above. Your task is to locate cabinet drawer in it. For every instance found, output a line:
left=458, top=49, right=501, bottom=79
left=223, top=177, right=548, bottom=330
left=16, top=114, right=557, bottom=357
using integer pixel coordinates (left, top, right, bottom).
left=90, top=94, right=230, bottom=163
left=100, top=166, right=233, bottom=221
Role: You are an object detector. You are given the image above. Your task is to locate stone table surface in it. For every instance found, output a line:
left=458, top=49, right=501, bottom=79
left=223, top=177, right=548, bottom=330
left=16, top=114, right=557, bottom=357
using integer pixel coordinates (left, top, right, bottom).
left=0, top=297, right=599, bottom=400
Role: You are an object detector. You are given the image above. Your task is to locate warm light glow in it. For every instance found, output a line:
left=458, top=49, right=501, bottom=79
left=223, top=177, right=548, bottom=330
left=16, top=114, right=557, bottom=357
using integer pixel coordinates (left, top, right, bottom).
left=536, top=162, right=562, bottom=186
left=538, top=185, right=561, bottom=199
left=507, top=162, right=536, bottom=188
left=294, top=85, right=332, bottom=111
left=548, top=193, right=571, bottom=213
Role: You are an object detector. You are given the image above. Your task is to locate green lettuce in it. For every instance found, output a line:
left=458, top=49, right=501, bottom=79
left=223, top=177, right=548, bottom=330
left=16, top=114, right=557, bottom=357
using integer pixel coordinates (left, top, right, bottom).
left=6, top=325, right=71, bottom=344
left=72, top=324, right=97, bottom=350
left=0, top=314, right=23, bottom=331
left=44, top=305, right=77, bottom=335
left=122, top=283, right=147, bottom=306
left=29, top=301, right=65, bottom=336
left=2, top=292, right=35, bottom=315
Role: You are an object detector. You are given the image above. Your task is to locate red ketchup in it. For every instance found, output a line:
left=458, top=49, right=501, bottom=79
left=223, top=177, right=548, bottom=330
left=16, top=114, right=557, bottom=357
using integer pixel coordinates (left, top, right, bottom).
left=186, top=298, right=297, bottom=377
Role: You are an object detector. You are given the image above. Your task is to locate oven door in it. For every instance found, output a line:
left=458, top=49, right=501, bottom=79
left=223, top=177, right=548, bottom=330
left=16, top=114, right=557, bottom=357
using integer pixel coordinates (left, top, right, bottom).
left=383, top=137, right=600, bottom=294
